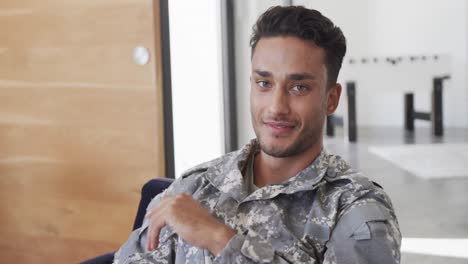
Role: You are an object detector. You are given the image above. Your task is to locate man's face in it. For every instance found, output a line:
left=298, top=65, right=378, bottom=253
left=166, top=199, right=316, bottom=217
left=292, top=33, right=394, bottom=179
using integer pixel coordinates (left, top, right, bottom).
left=250, top=36, right=338, bottom=157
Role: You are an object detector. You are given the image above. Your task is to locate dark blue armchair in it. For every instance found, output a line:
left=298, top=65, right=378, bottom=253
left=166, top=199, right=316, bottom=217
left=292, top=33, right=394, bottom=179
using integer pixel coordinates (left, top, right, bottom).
left=81, top=178, right=174, bottom=264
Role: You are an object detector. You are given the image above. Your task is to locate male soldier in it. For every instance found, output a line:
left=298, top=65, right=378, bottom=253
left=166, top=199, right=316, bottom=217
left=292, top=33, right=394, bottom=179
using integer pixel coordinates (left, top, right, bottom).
left=114, top=5, right=401, bottom=264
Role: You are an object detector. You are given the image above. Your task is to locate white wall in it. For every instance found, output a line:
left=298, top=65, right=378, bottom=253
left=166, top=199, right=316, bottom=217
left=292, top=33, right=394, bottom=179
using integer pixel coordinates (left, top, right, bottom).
left=169, top=0, right=224, bottom=177
left=366, top=0, right=466, bottom=128
left=234, top=0, right=468, bottom=145
left=296, top=0, right=467, bottom=128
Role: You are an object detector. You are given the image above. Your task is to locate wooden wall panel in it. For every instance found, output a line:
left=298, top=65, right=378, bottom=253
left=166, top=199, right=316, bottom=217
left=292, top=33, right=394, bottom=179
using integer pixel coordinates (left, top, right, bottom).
left=0, top=0, right=165, bottom=262
left=0, top=0, right=156, bottom=85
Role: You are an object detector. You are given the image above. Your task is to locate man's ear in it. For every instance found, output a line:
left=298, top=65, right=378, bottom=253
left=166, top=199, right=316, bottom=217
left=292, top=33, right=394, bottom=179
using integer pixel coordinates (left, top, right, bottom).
left=326, top=83, right=342, bottom=115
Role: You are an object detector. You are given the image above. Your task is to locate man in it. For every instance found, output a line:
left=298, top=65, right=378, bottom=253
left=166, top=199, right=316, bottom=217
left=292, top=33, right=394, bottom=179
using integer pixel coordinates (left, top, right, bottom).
left=114, top=6, right=401, bottom=264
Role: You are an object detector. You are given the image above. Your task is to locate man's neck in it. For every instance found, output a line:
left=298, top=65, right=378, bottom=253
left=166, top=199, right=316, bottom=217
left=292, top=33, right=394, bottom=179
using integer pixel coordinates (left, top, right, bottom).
left=253, top=142, right=323, bottom=188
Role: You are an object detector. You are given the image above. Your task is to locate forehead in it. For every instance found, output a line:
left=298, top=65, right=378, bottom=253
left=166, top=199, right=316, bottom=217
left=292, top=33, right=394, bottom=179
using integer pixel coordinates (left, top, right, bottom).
left=251, top=36, right=326, bottom=76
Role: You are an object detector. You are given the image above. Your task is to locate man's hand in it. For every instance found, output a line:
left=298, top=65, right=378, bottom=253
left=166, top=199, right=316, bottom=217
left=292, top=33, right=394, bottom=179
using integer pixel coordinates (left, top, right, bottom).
left=145, top=193, right=236, bottom=255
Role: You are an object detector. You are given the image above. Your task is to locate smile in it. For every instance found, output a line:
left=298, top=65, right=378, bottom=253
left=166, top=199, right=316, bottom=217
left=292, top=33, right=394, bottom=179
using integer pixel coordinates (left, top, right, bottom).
left=264, top=121, right=296, bottom=135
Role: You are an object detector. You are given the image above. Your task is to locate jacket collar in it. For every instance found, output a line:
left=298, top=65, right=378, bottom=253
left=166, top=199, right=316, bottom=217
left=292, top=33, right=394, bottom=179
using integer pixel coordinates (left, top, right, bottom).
left=205, top=139, right=338, bottom=203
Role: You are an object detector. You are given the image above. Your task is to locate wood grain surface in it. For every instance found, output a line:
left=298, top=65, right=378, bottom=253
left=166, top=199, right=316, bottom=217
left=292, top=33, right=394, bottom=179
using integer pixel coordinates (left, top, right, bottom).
left=0, top=0, right=166, bottom=262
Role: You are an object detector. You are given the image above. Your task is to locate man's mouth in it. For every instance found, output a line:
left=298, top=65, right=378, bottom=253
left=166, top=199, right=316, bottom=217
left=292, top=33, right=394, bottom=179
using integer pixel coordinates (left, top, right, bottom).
left=263, top=120, right=296, bottom=135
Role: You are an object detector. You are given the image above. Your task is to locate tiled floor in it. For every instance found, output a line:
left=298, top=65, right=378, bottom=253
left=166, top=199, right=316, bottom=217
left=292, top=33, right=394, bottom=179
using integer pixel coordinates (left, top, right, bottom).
left=325, top=126, right=468, bottom=263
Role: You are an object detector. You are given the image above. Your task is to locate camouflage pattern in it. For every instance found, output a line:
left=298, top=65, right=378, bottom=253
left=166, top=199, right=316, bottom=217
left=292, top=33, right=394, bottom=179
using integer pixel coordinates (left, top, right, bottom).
left=114, top=139, right=401, bottom=263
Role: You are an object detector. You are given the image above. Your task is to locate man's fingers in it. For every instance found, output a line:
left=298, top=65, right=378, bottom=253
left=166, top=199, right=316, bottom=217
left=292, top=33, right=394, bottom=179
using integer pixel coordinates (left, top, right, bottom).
left=150, top=218, right=164, bottom=251
left=146, top=197, right=173, bottom=251
left=152, top=222, right=162, bottom=250
left=146, top=218, right=157, bottom=251
left=145, top=195, right=173, bottom=219
left=145, top=194, right=194, bottom=251
left=146, top=215, right=166, bottom=251
left=146, top=219, right=153, bottom=251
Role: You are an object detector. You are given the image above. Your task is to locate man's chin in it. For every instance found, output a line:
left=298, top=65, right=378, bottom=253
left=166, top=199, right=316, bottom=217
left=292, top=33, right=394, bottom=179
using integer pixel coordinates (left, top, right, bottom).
left=262, top=149, right=291, bottom=158
left=259, top=141, right=295, bottom=158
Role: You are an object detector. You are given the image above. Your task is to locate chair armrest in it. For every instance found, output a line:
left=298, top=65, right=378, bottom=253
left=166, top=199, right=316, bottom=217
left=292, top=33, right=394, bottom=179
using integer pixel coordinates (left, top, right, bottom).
left=81, top=178, right=174, bottom=263
left=132, top=178, right=174, bottom=230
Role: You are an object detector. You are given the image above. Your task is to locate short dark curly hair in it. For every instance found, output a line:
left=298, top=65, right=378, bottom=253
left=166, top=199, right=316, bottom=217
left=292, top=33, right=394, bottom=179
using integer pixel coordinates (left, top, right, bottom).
left=250, top=6, right=347, bottom=88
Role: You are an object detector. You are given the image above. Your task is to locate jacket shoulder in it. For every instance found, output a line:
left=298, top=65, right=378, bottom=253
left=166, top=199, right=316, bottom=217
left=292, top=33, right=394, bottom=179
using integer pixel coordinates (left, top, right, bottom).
left=179, top=150, right=239, bottom=179
left=319, top=153, right=395, bottom=216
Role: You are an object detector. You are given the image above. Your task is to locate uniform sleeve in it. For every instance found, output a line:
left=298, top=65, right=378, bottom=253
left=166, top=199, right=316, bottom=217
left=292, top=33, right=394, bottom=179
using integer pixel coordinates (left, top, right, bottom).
left=114, top=173, right=205, bottom=264
left=323, top=202, right=402, bottom=264
left=213, top=229, right=317, bottom=263
left=113, top=191, right=175, bottom=264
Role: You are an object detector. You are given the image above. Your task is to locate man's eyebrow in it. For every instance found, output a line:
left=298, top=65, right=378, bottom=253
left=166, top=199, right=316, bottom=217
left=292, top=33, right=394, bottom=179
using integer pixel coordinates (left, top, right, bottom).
left=253, top=70, right=272, bottom=77
left=253, top=70, right=316, bottom=81
left=286, top=72, right=316, bottom=81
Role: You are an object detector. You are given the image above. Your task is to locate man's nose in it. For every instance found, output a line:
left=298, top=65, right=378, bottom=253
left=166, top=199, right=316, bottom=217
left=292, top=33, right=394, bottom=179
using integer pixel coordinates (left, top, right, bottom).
left=268, top=86, right=290, bottom=116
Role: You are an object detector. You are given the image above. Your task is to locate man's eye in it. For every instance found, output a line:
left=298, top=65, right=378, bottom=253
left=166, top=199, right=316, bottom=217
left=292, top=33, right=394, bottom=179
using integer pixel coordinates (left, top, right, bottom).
left=257, top=81, right=269, bottom=88
left=291, top=85, right=308, bottom=93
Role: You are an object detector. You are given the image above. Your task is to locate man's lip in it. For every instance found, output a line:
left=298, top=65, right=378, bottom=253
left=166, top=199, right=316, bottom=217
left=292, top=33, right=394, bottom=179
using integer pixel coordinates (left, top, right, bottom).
left=263, top=121, right=297, bottom=135
left=263, top=121, right=296, bottom=128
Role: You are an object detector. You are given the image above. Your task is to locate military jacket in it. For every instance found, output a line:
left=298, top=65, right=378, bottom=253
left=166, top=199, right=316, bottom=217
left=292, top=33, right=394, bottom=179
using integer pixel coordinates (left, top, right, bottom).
left=114, top=140, right=401, bottom=263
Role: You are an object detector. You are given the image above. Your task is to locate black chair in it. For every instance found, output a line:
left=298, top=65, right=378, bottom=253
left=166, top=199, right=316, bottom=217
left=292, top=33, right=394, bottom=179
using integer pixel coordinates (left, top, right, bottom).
left=81, top=178, right=174, bottom=264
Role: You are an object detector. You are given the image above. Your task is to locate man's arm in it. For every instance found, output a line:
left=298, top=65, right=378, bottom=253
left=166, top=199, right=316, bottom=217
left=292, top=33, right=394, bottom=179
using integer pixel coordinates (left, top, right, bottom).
left=143, top=185, right=400, bottom=263
left=323, top=201, right=402, bottom=264
left=211, top=202, right=401, bottom=264
left=145, top=194, right=400, bottom=263
left=145, top=193, right=236, bottom=253
left=212, top=229, right=317, bottom=263
left=145, top=194, right=319, bottom=263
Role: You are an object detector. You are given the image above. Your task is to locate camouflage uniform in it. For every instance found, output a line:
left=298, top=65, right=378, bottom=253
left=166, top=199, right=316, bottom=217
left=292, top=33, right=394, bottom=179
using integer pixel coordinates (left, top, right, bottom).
left=114, top=139, right=401, bottom=263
